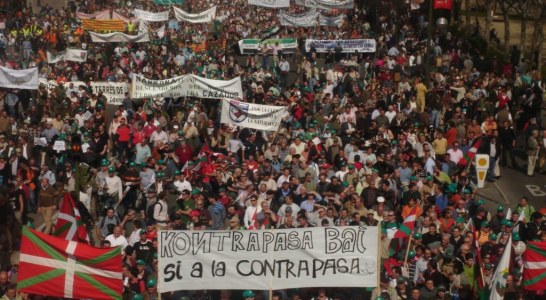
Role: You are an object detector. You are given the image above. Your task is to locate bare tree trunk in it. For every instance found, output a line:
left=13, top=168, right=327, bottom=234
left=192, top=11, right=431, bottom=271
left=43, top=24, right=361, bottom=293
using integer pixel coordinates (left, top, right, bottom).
left=538, top=25, right=544, bottom=72
left=485, top=1, right=494, bottom=47
left=519, top=0, right=531, bottom=60
left=465, top=0, right=471, bottom=33
left=503, top=8, right=510, bottom=54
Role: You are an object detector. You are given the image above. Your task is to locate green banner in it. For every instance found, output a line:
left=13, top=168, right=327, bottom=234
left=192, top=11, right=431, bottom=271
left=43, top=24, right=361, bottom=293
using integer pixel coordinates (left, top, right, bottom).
left=154, top=0, right=184, bottom=4
left=238, top=38, right=298, bottom=55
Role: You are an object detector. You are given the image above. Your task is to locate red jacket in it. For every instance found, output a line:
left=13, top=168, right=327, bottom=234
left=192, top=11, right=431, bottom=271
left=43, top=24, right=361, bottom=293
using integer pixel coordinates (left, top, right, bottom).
left=116, top=126, right=131, bottom=142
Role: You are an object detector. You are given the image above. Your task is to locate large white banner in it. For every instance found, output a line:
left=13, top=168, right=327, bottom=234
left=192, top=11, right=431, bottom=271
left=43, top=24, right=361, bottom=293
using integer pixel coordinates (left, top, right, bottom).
left=89, top=32, right=150, bottom=43
left=248, top=0, right=290, bottom=8
left=295, top=0, right=354, bottom=10
left=112, top=11, right=140, bottom=23
left=278, top=9, right=319, bottom=27
left=133, top=9, right=170, bottom=22
left=173, top=6, right=216, bottom=23
left=131, top=74, right=242, bottom=99
left=0, top=66, right=39, bottom=90
left=158, top=227, right=378, bottom=291
left=319, top=14, right=345, bottom=27
left=221, top=99, right=287, bottom=131
left=38, top=79, right=129, bottom=105
left=305, top=39, right=377, bottom=53
left=47, top=49, right=88, bottom=64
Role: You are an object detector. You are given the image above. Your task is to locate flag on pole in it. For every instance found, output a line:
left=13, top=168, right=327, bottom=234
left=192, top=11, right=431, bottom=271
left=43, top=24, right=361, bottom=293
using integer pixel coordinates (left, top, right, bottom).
left=393, top=206, right=418, bottom=238
left=472, top=221, right=486, bottom=289
left=490, top=235, right=512, bottom=299
left=54, top=193, right=90, bottom=243
left=522, top=241, right=546, bottom=290
left=17, top=227, right=122, bottom=300
left=458, top=137, right=483, bottom=168
left=505, top=208, right=512, bottom=219
left=434, top=0, right=453, bottom=10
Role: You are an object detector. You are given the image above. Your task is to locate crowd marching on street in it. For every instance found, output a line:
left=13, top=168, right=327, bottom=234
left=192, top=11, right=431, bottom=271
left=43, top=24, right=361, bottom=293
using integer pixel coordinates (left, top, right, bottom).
left=0, top=0, right=545, bottom=300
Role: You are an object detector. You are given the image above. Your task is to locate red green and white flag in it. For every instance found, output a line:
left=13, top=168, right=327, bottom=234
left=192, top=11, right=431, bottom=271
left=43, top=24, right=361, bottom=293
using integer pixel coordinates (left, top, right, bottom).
left=54, top=193, right=90, bottom=243
left=490, top=235, right=512, bottom=299
left=17, top=227, right=123, bottom=300
left=458, top=137, right=483, bottom=168
left=393, top=206, right=418, bottom=238
left=523, top=241, right=546, bottom=290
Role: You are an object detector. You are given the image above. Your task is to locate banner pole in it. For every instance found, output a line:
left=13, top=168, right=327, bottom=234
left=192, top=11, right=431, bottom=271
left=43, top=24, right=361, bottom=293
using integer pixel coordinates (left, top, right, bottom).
left=376, top=221, right=381, bottom=294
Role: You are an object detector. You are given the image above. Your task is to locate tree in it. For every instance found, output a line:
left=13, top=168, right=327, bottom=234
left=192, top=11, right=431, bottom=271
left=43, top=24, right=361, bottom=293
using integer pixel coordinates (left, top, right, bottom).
left=498, top=0, right=517, bottom=54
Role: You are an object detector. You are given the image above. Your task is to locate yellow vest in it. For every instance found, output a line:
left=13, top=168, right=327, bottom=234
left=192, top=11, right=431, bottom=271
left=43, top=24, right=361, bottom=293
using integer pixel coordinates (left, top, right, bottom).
left=22, top=28, right=31, bottom=37
left=127, top=23, right=135, bottom=33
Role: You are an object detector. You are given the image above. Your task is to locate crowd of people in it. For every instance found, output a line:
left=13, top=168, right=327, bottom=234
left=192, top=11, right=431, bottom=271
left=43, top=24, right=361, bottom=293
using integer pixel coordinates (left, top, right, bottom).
left=0, top=0, right=545, bottom=299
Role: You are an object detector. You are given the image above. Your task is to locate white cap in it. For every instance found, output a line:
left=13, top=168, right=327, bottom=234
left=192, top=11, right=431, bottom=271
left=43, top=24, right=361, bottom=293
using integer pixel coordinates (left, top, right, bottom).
left=377, top=196, right=385, bottom=203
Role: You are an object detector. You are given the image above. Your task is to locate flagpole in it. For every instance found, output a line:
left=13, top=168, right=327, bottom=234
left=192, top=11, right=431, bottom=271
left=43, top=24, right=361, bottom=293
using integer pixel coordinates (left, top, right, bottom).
left=403, top=235, right=413, bottom=265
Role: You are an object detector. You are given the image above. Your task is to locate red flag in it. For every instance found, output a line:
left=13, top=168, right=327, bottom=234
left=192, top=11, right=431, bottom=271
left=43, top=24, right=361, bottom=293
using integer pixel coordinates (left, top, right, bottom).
left=17, top=227, right=123, bottom=300
left=393, top=206, right=418, bottom=238
left=434, top=0, right=452, bottom=10
left=54, top=193, right=90, bottom=243
left=471, top=222, right=486, bottom=289
left=523, top=241, right=546, bottom=290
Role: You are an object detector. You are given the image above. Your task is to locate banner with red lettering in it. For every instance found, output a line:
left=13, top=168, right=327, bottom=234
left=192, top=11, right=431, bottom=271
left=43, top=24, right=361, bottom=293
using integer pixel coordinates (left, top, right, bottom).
left=434, top=0, right=452, bottom=10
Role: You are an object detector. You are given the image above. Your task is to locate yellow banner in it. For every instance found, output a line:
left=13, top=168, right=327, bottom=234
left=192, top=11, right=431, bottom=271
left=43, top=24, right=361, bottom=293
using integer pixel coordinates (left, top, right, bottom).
left=82, top=19, right=126, bottom=32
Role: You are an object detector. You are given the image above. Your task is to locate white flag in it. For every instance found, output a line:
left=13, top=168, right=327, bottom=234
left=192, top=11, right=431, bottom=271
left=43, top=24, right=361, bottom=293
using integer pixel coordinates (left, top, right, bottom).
left=0, top=66, right=39, bottom=90
left=220, top=98, right=287, bottom=131
left=490, top=235, right=512, bottom=300
left=173, top=6, right=216, bottom=23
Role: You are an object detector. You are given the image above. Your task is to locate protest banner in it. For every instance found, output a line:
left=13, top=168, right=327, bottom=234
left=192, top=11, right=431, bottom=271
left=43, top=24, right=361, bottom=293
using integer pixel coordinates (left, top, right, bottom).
left=238, top=38, right=298, bottom=55
left=47, top=49, right=88, bottom=64
left=248, top=0, right=290, bottom=8
left=81, top=19, right=126, bottom=31
left=76, top=10, right=110, bottom=20
left=278, top=9, right=319, bottom=27
left=305, top=39, right=377, bottom=53
left=133, top=9, right=170, bottom=22
left=89, top=32, right=150, bottom=43
left=38, top=79, right=129, bottom=105
left=131, top=74, right=242, bottom=99
left=295, top=0, right=354, bottom=10
left=154, top=0, right=184, bottom=4
left=0, top=66, right=38, bottom=90
left=158, top=226, right=378, bottom=291
left=220, top=99, right=287, bottom=131
left=173, top=6, right=216, bottom=23
left=319, top=14, right=345, bottom=27
left=111, top=11, right=139, bottom=24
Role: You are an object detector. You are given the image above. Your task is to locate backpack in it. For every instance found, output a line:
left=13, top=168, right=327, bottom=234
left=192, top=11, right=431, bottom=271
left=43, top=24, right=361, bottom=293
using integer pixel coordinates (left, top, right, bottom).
left=147, top=200, right=163, bottom=224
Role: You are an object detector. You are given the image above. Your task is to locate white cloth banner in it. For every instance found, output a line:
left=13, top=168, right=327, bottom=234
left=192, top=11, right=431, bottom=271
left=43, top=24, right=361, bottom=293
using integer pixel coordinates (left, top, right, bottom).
left=278, top=9, right=318, bottom=27
left=158, top=227, right=378, bottom=291
left=295, top=0, right=354, bottom=10
left=89, top=32, right=150, bottom=43
left=47, top=49, right=88, bottom=63
left=248, top=0, right=290, bottom=8
left=131, top=74, right=242, bottom=99
left=0, top=66, right=39, bottom=90
left=173, top=6, right=216, bottom=23
left=319, top=14, right=345, bottom=27
left=305, top=39, right=377, bottom=53
left=38, top=79, right=129, bottom=104
left=76, top=10, right=110, bottom=20
left=133, top=9, right=170, bottom=22
left=221, top=99, right=286, bottom=131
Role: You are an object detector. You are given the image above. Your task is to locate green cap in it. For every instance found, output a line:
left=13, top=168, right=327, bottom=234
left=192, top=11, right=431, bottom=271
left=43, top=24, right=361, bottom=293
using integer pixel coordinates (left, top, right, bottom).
left=348, top=164, right=355, bottom=170
left=408, top=250, right=416, bottom=258
left=497, top=205, right=504, bottom=212
left=174, top=170, right=181, bottom=175
left=101, top=159, right=109, bottom=166
left=178, top=130, right=184, bottom=136
left=133, top=294, right=143, bottom=300
left=506, top=221, right=514, bottom=227
left=158, top=159, right=165, bottom=165
left=341, top=181, right=349, bottom=187
left=426, top=175, right=433, bottom=181
left=409, top=175, right=418, bottom=181
left=489, top=233, right=497, bottom=241
left=456, top=217, right=465, bottom=223
left=136, top=259, right=146, bottom=265
left=141, top=162, right=147, bottom=167
left=500, top=219, right=509, bottom=226
left=414, top=233, right=422, bottom=239
left=192, top=188, right=200, bottom=195
left=481, top=221, right=489, bottom=227
left=464, top=188, right=472, bottom=194
left=156, top=172, right=164, bottom=178
left=147, top=278, right=156, bottom=288
left=512, top=232, right=520, bottom=241
left=242, top=290, right=255, bottom=298
left=129, top=162, right=136, bottom=167
left=108, top=167, right=115, bottom=173
left=476, top=199, right=485, bottom=206
left=58, top=133, right=66, bottom=140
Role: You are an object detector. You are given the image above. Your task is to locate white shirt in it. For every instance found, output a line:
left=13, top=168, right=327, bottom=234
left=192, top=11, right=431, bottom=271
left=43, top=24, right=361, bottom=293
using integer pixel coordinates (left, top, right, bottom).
left=105, top=234, right=128, bottom=252
left=150, top=130, right=168, bottom=146
left=174, top=179, right=192, bottom=192
left=447, top=148, right=464, bottom=164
